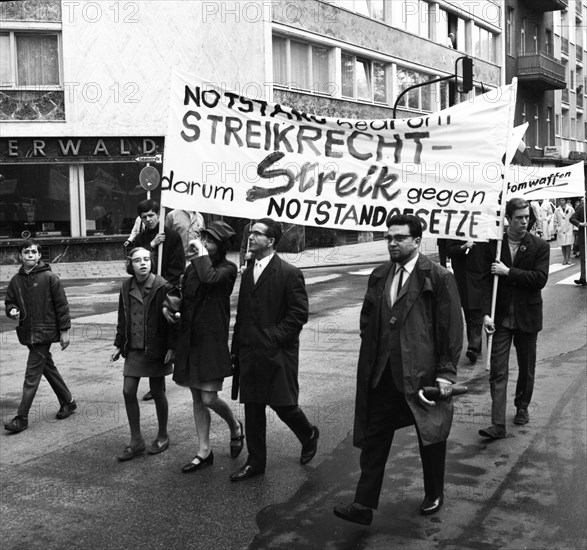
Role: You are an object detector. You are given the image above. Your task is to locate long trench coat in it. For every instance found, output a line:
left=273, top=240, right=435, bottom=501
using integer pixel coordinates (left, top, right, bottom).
left=173, top=256, right=237, bottom=386
left=353, top=254, right=463, bottom=447
left=232, top=254, right=308, bottom=406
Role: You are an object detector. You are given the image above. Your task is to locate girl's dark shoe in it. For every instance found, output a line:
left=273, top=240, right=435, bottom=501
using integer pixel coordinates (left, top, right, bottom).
left=182, top=451, right=214, bottom=473
left=117, top=441, right=146, bottom=461
left=230, top=420, right=245, bottom=458
left=148, top=437, right=170, bottom=455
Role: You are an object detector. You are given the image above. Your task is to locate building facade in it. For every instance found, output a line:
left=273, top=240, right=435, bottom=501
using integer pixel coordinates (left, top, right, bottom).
left=503, top=0, right=586, bottom=171
left=1, top=0, right=503, bottom=263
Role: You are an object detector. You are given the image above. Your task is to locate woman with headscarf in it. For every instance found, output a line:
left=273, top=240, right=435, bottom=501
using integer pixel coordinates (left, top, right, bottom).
left=164, top=221, right=243, bottom=473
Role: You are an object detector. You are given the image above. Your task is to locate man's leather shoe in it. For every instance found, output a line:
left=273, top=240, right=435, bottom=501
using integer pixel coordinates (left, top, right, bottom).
left=465, top=349, right=478, bottom=364
left=230, top=464, right=264, bottom=482
left=56, top=400, right=77, bottom=419
left=514, top=408, right=529, bottom=425
left=333, top=503, right=373, bottom=526
left=574, top=279, right=587, bottom=286
left=4, top=415, right=28, bottom=433
left=479, top=425, right=506, bottom=439
left=420, top=494, right=444, bottom=515
left=300, top=426, right=319, bottom=465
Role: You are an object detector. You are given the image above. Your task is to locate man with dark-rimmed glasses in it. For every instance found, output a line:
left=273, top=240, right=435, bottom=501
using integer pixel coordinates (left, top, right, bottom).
left=230, top=218, right=318, bottom=481
left=334, top=214, right=463, bottom=525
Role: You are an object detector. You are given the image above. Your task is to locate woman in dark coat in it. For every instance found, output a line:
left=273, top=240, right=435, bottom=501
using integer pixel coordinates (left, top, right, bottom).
left=111, top=247, right=176, bottom=461
left=165, top=221, right=243, bottom=473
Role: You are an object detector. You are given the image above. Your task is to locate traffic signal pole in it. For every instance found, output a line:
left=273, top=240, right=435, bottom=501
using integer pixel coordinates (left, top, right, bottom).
left=392, top=56, right=473, bottom=119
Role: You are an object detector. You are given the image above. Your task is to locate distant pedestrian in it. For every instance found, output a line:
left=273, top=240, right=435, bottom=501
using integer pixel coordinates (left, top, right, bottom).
left=230, top=218, right=319, bottom=482
left=165, top=209, right=205, bottom=262
left=554, top=199, right=575, bottom=265
left=446, top=239, right=488, bottom=364
left=239, top=219, right=256, bottom=272
left=4, top=239, right=76, bottom=434
left=110, top=247, right=176, bottom=461
left=480, top=198, right=549, bottom=440
left=334, top=215, right=463, bottom=525
left=164, top=222, right=244, bottom=473
left=570, top=196, right=587, bottom=286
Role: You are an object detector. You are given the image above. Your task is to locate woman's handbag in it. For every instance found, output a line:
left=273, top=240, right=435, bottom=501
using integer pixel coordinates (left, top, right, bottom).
left=163, top=275, right=183, bottom=314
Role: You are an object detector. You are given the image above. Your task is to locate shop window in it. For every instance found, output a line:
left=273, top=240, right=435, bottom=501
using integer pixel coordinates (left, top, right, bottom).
left=83, top=162, right=160, bottom=237
left=0, top=32, right=61, bottom=88
left=0, top=164, right=70, bottom=239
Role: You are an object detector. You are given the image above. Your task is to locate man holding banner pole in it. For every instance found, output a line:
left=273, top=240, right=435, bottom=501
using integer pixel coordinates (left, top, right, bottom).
left=479, top=198, right=550, bottom=440
left=570, top=195, right=587, bottom=286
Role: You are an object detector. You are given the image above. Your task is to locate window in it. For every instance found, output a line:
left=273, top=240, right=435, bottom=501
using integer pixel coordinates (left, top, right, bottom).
left=396, top=68, right=434, bottom=112
left=0, top=32, right=61, bottom=88
left=533, top=104, right=540, bottom=146
left=403, top=0, right=429, bottom=39
left=555, top=113, right=561, bottom=136
left=533, top=25, right=539, bottom=54
left=0, top=165, right=71, bottom=238
left=329, top=0, right=385, bottom=21
left=272, top=35, right=332, bottom=95
left=506, top=8, right=514, bottom=56
left=341, top=54, right=388, bottom=103
left=520, top=18, right=526, bottom=55
left=546, top=107, right=553, bottom=145
left=545, top=30, right=552, bottom=55
left=473, top=24, right=496, bottom=63
left=570, top=70, right=576, bottom=91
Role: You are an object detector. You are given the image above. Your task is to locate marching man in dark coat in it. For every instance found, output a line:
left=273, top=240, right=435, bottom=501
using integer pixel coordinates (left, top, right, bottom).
left=230, top=218, right=319, bottom=482
left=334, top=214, right=463, bottom=525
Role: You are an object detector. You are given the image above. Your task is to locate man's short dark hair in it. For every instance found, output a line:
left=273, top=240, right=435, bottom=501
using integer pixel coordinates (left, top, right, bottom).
left=256, top=217, right=283, bottom=246
left=137, top=199, right=160, bottom=216
left=19, top=239, right=40, bottom=253
left=386, top=214, right=423, bottom=239
left=506, top=197, right=529, bottom=219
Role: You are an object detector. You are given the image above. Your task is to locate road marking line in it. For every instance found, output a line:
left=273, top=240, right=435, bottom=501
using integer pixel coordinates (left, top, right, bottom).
left=549, top=263, right=577, bottom=274
left=305, top=274, right=341, bottom=285
left=557, top=273, right=583, bottom=285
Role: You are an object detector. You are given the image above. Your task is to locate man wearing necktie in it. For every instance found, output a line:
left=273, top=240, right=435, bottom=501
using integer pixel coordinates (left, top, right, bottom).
left=230, top=218, right=318, bottom=481
left=334, top=214, right=463, bottom=525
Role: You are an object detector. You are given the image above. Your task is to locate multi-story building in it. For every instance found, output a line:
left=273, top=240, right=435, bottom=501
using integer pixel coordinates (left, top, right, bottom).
left=1, top=0, right=503, bottom=262
left=504, top=0, right=586, bottom=171
left=553, top=0, right=587, bottom=164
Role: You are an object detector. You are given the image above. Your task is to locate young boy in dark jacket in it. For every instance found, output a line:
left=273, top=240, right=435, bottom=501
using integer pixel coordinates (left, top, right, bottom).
left=4, top=239, right=76, bottom=434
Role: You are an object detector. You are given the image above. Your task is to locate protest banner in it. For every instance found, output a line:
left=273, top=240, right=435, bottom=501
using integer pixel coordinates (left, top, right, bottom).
left=506, top=161, right=586, bottom=200
left=161, top=69, right=517, bottom=241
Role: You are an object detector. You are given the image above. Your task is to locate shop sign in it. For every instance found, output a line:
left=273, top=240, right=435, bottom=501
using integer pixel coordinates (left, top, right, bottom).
left=543, top=146, right=562, bottom=159
left=0, top=137, right=164, bottom=162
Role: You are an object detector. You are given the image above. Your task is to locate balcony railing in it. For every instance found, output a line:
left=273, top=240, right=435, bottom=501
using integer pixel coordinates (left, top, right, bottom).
left=517, top=51, right=567, bottom=90
left=562, top=37, right=569, bottom=55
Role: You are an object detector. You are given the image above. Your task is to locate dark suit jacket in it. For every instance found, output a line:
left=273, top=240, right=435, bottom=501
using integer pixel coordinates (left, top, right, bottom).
left=232, top=254, right=308, bottom=406
left=482, top=232, right=550, bottom=333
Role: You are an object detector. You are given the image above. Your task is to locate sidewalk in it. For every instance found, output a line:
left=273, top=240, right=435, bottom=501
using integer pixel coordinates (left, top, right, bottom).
left=0, top=237, right=440, bottom=286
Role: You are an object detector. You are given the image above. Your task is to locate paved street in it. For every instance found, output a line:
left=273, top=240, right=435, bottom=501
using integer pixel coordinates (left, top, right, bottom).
left=0, top=240, right=586, bottom=550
